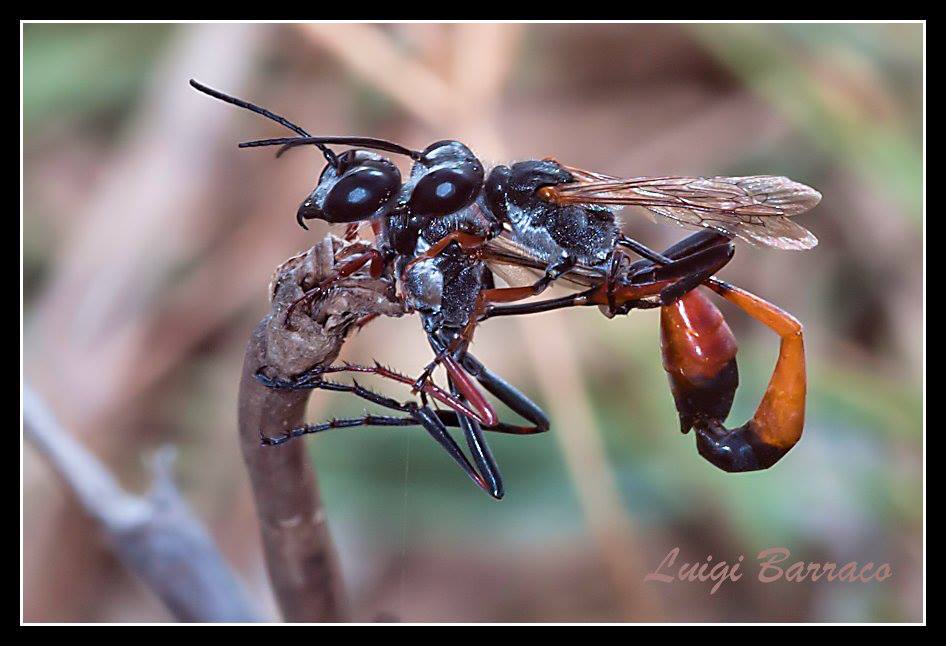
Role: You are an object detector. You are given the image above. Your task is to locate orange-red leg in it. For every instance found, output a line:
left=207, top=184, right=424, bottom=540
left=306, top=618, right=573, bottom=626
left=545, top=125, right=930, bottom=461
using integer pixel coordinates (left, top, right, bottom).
left=660, top=284, right=805, bottom=472
left=343, top=222, right=361, bottom=242
left=457, top=284, right=547, bottom=346
left=326, top=362, right=497, bottom=427
left=284, top=248, right=387, bottom=325
left=400, top=231, right=488, bottom=279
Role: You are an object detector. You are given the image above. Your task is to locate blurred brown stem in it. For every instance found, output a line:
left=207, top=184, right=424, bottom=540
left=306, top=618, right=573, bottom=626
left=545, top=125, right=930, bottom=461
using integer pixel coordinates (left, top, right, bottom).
left=236, top=236, right=404, bottom=623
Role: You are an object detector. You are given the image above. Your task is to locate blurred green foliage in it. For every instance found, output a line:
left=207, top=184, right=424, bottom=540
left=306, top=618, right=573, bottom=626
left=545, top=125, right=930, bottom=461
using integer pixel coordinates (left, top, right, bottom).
left=690, top=24, right=923, bottom=220
left=23, top=24, right=172, bottom=134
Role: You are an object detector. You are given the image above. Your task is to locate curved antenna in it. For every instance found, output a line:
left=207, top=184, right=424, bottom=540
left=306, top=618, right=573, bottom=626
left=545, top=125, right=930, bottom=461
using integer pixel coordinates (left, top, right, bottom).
left=239, top=136, right=424, bottom=161
left=189, top=79, right=338, bottom=167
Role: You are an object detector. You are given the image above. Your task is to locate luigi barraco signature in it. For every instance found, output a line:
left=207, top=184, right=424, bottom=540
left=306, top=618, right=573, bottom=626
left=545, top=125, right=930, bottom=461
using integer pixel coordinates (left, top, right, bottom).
left=644, top=547, right=893, bottom=595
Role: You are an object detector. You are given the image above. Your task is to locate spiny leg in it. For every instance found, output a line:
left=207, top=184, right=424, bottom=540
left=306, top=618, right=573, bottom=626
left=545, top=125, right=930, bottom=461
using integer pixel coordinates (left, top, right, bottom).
left=260, top=374, right=543, bottom=445
left=254, top=361, right=491, bottom=426
left=284, top=248, right=388, bottom=325
left=660, top=284, right=805, bottom=472
left=411, top=331, right=551, bottom=434
left=262, top=414, right=417, bottom=446
left=265, top=406, right=496, bottom=497
left=258, top=374, right=514, bottom=499
left=425, top=330, right=552, bottom=433
left=415, top=332, right=499, bottom=427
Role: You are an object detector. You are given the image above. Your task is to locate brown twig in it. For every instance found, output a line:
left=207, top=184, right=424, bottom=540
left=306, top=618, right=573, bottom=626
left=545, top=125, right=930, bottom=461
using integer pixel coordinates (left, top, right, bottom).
left=237, top=236, right=405, bottom=623
left=23, top=384, right=261, bottom=623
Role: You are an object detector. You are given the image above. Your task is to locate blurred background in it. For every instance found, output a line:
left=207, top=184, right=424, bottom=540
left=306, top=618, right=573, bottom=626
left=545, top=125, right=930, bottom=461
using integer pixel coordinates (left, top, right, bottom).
left=22, top=23, right=923, bottom=622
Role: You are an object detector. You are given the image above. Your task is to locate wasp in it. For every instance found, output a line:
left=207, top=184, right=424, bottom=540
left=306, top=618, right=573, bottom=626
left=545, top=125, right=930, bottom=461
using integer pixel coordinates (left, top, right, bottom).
left=191, top=80, right=819, bottom=495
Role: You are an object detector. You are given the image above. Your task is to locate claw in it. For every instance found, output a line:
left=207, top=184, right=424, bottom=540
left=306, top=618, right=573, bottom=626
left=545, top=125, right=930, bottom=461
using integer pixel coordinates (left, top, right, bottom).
left=254, top=366, right=323, bottom=391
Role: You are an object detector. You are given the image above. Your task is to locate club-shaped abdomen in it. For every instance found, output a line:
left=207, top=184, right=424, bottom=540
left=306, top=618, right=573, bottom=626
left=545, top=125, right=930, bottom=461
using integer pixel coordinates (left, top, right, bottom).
left=297, top=150, right=401, bottom=227
left=661, top=287, right=806, bottom=473
left=660, top=289, right=739, bottom=437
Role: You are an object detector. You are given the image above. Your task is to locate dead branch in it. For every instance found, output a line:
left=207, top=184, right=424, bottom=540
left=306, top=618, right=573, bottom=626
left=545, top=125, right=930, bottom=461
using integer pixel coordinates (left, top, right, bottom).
left=237, top=235, right=405, bottom=623
left=23, top=384, right=261, bottom=623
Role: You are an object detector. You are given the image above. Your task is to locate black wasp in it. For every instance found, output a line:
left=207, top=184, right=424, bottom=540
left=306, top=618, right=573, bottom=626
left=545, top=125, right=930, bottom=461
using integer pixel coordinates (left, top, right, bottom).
left=191, top=80, right=820, bottom=495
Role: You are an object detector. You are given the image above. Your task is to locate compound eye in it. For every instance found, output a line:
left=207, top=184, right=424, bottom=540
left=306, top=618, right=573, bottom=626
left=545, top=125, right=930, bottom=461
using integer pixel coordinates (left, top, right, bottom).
left=322, top=162, right=401, bottom=223
left=409, top=165, right=483, bottom=216
left=420, top=140, right=476, bottom=165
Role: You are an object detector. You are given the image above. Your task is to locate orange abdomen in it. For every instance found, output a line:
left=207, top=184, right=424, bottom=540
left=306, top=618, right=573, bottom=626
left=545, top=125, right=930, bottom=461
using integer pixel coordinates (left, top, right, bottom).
left=660, top=289, right=739, bottom=433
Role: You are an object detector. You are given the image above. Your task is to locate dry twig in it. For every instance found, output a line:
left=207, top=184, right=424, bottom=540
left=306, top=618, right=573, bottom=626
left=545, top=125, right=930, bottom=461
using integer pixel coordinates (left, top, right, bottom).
left=237, top=236, right=405, bottom=622
left=23, top=384, right=260, bottom=623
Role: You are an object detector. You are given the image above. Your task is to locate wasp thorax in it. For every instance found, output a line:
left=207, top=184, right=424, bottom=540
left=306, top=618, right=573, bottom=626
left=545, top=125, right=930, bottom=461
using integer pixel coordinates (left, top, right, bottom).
left=485, top=160, right=574, bottom=219
left=402, top=258, right=444, bottom=315
left=406, top=140, right=485, bottom=217
left=297, top=150, right=401, bottom=227
left=508, top=160, right=574, bottom=197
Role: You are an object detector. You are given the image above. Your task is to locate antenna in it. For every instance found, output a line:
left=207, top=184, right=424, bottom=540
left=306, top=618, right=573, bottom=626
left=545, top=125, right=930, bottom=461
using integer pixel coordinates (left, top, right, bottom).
left=189, top=79, right=337, bottom=166
left=239, top=136, right=423, bottom=161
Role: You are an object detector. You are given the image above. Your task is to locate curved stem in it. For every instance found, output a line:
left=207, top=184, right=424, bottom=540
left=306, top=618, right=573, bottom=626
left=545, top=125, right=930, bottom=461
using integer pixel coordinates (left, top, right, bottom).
left=237, top=322, right=350, bottom=622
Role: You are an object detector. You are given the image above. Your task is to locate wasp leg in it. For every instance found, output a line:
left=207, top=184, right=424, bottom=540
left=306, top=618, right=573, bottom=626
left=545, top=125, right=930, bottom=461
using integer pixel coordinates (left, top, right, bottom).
left=661, top=285, right=805, bottom=473
left=399, top=231, right=489, bottom=279
left=325, top=362, right=496, bottom=426
left=255, top=362, right=492, bottom=426
left=260, top=374, right=538, bottom=443
left=617, top=231, right=730, bottom=267
left=481, top=231, right=735, bottom=321
left=264, top=404, right=497, bottom=498
left=254, top=367, right=324, bottom=391
left=458, top=352, right=550, bottom=432
left=408, top=330, right=501, bottom=429
left=441, top=338, right=555, bottom=497
left=448, top=377, right=504, bottom=499
left=624, top=238, right=734, bottom=309
left=261, top=413, right=418, bottom=446
left=408, top=325, right=551, bottom=484
left=284, top=248, right=388, bottom=325
left=412, top=405, right=503, bottom=497
left=353, top=312, right=381, bottom=332
left=431, top=411, right=546, bottom=435
left=427, top=331, right=551, bottom=432
left=612, top=232, right=734, bottom=311
left=479, top=288, right=599, bottom=320
left=259, top=376, right=518, bottom=499
left=342, top=222, right=361, bottom=242
left=531, top=256, right=579, bottom=294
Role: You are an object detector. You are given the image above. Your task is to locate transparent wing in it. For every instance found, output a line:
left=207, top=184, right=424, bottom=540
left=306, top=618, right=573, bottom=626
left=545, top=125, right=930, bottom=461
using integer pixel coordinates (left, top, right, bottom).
left=545, top=167, right=821, bottom=250
left=482, top=233, right=604, bottom=289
